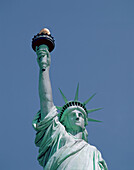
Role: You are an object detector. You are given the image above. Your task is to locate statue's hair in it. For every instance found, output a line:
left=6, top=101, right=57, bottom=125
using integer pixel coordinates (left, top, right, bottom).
left=82, top=128, right=88, bottom=142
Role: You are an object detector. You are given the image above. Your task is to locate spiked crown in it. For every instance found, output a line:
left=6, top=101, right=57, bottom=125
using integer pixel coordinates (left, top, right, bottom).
left=57, top=84, right=102, bottom=125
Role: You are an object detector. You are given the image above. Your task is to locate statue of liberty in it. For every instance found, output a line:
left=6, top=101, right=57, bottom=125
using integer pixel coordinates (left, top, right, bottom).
left=32, top=28, right=108, bottom=170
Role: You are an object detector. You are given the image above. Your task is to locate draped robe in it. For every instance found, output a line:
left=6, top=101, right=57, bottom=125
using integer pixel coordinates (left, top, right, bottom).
left=33, top=106, right=108, bottom=170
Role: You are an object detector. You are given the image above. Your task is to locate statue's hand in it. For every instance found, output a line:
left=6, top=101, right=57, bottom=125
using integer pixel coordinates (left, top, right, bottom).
left=36, top=45, right=51, bottom=70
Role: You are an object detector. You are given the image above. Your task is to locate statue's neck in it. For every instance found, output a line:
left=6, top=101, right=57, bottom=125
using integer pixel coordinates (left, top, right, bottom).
left=67, top=129, right=83, bottom=139
left=74, top=132, right=83, bottom=139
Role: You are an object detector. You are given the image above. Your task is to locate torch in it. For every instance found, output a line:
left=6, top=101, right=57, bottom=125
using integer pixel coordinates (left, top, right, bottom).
left=32, top=28, right=55, bottom=53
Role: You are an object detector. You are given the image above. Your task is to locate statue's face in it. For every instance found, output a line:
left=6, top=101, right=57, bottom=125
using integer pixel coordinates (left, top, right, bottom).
left=64, top=107, right=85, bottom=132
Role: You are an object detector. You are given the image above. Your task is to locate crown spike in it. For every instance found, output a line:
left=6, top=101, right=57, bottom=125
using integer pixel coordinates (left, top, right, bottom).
left=59, top=88, right=68, bottom=104
left=74, top=83, right=79, bottom=101
left=56, top=106, right=63, bottom=110
left=87, top=108, right=103, bottom=114
left=88, top=118, right=102, bottom=122
left=83, top=93, right=96, bottom=105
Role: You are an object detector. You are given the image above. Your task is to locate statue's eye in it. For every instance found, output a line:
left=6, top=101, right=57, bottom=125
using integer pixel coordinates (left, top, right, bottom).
left=79, top=112, right=83, bottom=118
left=79, top=113, right=81, bottom=117
left=71, top=112, right=76, bottom=118
left=72, top=113, right=76, bottom=117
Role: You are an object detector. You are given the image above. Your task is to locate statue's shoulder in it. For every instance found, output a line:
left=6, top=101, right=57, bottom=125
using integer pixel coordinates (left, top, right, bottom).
left=87, top=143, right=100, bottom=152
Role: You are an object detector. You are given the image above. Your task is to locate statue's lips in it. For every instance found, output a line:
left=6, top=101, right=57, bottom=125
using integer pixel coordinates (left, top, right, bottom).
left=75, top=120, right=81, bottom=123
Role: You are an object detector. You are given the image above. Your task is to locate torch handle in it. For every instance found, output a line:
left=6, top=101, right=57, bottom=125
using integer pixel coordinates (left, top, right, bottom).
left=36, top=44, right=49, bottom=52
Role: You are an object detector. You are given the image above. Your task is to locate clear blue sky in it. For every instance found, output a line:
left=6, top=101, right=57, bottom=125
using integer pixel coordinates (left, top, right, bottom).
left=0, top=0, right=134, bottom=170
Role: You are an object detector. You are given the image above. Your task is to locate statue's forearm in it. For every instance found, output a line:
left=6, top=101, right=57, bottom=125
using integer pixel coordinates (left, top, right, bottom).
left=39, top=68, right=54, bottom=120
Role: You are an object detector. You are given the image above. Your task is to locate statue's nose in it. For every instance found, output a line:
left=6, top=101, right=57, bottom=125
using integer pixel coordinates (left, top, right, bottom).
left=76, top=117, right=79, bottom=121
left=75, top=113, right=80, bottom=120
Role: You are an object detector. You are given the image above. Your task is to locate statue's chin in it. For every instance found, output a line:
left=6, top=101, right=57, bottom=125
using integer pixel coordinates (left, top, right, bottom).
left=74, top=121, right=84, bottom=129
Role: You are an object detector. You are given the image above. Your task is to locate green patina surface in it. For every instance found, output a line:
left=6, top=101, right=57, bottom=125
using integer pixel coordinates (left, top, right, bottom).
left=33, top=107, right=107, bottom=170
left=32, top=40, right=108, bottom=170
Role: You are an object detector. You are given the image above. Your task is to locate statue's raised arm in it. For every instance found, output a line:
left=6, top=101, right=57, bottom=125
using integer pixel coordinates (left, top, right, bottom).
left=36, top=45, right=54, bottom=120
left=32, top=28, right=55, bottom=120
